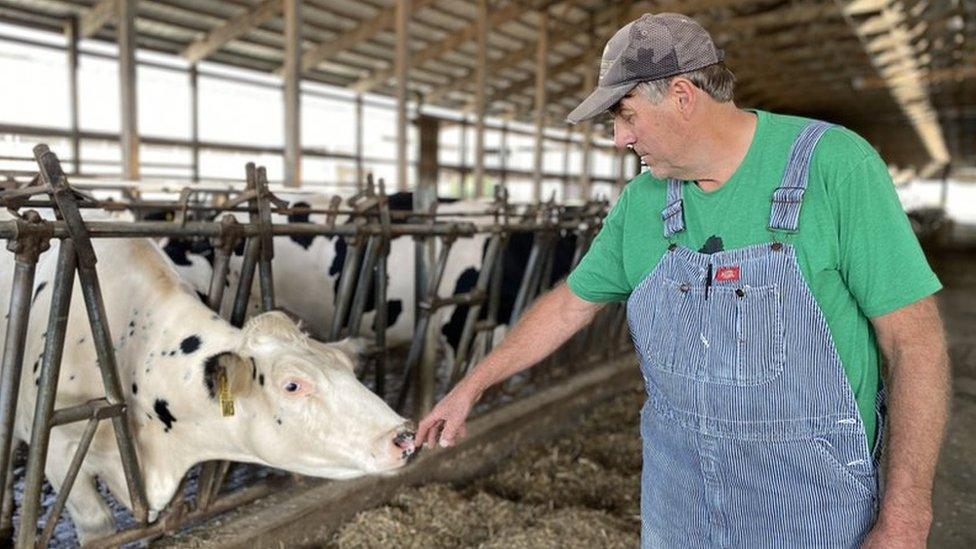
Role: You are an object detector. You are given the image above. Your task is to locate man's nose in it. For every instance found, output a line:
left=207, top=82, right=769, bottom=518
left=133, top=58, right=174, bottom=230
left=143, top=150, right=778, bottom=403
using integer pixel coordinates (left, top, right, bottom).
left=613, top=118, right=634, bottom=149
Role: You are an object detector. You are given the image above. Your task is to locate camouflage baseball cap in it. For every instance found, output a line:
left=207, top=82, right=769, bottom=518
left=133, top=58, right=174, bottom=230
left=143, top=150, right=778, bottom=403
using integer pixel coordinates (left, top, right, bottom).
left=566, top=13, right=724, bottom=124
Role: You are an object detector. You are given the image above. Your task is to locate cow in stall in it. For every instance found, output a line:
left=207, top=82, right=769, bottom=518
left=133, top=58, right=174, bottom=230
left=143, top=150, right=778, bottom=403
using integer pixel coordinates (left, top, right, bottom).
left=3, top=237, right=416, bottom=542
left=158, top=192, right=581, bottom=365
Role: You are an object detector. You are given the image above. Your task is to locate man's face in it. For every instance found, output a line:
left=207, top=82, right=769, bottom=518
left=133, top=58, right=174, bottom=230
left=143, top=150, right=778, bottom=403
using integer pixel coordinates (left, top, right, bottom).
left=611, top=89, right=687, bottom=180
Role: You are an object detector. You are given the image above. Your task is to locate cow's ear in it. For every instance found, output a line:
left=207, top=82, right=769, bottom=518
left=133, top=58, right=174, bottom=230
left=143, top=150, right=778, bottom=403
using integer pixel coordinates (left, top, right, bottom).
left=309, top=337, right=368, bottom=375
left=203, top=352, right=254, bottom=400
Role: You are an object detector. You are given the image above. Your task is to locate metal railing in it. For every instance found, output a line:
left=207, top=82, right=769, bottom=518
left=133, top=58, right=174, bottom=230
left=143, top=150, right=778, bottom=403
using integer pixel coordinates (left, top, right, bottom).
left=0, top=144, right=629, bottom=547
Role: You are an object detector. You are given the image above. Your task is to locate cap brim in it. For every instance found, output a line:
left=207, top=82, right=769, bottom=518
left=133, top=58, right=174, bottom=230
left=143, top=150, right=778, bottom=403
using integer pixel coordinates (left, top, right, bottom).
left=566, top=81, right=637, bottom=124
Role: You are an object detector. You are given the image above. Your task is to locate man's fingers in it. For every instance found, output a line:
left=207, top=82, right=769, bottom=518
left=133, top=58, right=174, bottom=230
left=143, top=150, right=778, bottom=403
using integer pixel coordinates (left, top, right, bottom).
left=439, top=418, right=464, bottom=447
left=425, top=419, right=443, bottom=449
left=415, top=419, right=432, bottom=446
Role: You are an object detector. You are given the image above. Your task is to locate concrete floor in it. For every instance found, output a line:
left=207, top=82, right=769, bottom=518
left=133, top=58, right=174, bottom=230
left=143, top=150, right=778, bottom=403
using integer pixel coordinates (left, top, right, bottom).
left=929, top=247, right=976, bottom=547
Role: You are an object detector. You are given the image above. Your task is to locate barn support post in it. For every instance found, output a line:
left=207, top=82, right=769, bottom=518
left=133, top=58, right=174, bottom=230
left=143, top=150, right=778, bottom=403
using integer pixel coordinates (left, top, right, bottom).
left=283, top=0, right=302, bottom=187
left=394, top=0, right=410, bottom=192
left=0, top=212, right=50, bottom=542
left=65, top=16, right=81, bottom=175
left=472, top=0, right=488, bottom=198
left=190, top=64, right=201, bottom=183
left=531, top=9, right=549, bottom=202
left=118, top=0, right=139, bottom=180
left=355, top=94, right=365, bottom=191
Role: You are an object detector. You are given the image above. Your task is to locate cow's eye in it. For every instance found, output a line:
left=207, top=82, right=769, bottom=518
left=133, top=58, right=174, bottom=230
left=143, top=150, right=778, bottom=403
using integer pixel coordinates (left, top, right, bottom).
left=283, top=381, right=301, bottom=393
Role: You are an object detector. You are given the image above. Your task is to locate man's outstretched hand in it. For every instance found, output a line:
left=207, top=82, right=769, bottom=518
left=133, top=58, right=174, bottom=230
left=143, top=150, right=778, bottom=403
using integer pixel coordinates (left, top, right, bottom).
left=416, top=381, right=482, bottom=449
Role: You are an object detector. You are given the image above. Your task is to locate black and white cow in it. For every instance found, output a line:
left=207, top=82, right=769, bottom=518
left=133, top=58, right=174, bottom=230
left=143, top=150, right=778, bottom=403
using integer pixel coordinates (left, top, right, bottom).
left=4, top=237, right=415, bottom=542
left=159, top=192, right=580, bottom=362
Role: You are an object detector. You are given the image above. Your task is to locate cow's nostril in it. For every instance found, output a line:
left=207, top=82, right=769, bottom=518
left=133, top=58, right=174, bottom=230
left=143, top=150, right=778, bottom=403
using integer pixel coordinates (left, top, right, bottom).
left=393, top=430, right=415, bottom=450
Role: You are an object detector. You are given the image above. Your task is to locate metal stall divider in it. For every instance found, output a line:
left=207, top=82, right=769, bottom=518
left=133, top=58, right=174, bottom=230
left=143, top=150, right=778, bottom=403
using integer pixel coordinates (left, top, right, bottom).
left=480, top=185, right=511, bottom=360
left=15, top=146, right=149, bottom=548
left=395, top=208, right=480, bottom=415
left=196, top=163, right=281, bottom=513
left=445, top=185, right=514, bottom=389
left=0, top=211, right=51, bottom=542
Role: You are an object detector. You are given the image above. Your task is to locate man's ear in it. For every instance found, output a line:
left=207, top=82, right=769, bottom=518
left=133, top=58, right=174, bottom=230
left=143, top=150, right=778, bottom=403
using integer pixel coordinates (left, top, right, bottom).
left=203, top=351, right=254, bottom=399
left=670, top=77, right=697, bottom=118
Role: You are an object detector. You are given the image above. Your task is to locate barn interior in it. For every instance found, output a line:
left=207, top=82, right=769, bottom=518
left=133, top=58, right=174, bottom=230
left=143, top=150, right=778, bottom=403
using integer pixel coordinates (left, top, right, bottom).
left=0, top=0, right=973, bottom=547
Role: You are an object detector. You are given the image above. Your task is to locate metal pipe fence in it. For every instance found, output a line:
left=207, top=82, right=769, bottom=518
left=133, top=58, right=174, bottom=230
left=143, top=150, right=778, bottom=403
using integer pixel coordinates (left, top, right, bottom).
left=0, top=144, right=631, bottom=547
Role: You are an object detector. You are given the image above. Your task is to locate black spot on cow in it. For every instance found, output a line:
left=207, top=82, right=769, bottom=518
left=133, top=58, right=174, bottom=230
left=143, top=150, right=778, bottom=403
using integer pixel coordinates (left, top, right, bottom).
left=195, top=290, right=208, bottom=303
left=69, top=374, right=75, bottom=380
left=329, top=236, right=347, bottom=277
left=132, top=383, right=138, bottom=394
left=442, top=268, right=480, bottom=352
left=31, top=281, right=47, bottom=306
left=168, top=350, right=177, bottom=357
left=202, top=353, right=229, bottom=400
left=438, top=227, right=579, bottom=357
left=258, top=374, right=265, bottom=387
left=180, top=335, right=202, bottom=354
left=699, top=235, right=724, bottom=255
left=274, top=416, right=282, bottom=426
left=162, top=237, right=219, bottom=268
left=77, top=336, right=85, bottom=345
left=250, top=357, right=257, bottom=380
left=154, top=399, right=177, bottom=432
left=287, top=201, right=315, bottom=249
left=382, top=300, right=403, bottom=329
left=32, top=359, right=39, bottom=373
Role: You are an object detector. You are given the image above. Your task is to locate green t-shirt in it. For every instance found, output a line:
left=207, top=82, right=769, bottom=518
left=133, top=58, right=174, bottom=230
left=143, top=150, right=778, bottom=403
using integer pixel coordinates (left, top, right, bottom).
left=567, top=109, right=942, bottom=446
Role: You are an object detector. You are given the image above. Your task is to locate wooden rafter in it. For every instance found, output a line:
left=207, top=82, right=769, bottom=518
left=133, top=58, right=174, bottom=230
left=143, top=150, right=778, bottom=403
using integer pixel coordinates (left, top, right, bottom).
left=350, top=0, right=551, bottom=93
left=181, top=0, right=282, bottom=63
left=836, top=0, right=950, bottom=175
left=290, top=0, right=437, bottom=75
left=80, top=0, right=116, bottom=39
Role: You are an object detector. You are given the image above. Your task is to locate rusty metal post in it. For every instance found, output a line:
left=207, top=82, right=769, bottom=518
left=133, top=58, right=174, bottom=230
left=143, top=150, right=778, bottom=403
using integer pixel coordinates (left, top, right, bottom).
left=0, top=212, right=50, bottom=542
left=17, top=239, right=77, bottom=548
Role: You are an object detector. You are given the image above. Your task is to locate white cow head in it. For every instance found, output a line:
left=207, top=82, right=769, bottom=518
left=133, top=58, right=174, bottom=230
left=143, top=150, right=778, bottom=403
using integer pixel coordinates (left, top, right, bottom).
left=205, top=312, right=415, bottom=479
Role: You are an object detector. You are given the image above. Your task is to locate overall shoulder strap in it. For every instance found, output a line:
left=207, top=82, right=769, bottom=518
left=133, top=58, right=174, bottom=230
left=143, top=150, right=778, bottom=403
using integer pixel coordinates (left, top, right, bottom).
left=661, top=179, right=685, bottom=237
left=768, top=120, right=834, bottom=232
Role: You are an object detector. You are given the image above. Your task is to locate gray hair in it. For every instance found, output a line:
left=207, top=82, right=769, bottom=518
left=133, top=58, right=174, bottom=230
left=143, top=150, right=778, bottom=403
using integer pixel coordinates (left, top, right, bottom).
left=636, top=62, right=736, bottom=103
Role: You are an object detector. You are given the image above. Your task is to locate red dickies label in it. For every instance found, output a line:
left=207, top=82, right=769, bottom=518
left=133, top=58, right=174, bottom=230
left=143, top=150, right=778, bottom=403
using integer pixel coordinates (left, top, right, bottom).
left=715, top=266, right=740, bottom=282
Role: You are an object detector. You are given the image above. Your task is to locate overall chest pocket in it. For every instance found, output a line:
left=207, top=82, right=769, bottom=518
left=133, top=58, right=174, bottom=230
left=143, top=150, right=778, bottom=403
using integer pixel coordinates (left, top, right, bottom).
left=705, top=284, right=785, bottom=385
left=632, top=277, right=707, bottom=378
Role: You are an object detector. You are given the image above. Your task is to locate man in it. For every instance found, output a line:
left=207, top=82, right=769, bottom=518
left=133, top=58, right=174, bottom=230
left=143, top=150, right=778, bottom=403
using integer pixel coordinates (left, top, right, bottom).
left=417, top=13, right=949, bottom=548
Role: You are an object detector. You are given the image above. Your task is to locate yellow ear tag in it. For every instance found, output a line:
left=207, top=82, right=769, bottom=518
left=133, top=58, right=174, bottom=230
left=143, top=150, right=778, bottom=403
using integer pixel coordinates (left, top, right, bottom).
left=218, top=369, right=235, bottom=417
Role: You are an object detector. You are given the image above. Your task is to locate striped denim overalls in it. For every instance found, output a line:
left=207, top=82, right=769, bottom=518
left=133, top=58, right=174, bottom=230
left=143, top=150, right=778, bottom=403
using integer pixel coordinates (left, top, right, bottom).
left=627, top=121, right=882, bottom=548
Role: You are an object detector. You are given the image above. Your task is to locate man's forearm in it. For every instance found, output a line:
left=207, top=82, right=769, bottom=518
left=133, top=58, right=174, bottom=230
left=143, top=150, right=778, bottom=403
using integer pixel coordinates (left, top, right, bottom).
left=459, top=283, right=602, bottom=396
left=874, top=298, right=951, bottom=536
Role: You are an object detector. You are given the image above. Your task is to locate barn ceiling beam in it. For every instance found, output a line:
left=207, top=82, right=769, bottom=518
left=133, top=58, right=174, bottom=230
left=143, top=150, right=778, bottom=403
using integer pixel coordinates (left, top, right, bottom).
left=350, top=0, right=551, bottom=93
left=80, top=0, right=117, bottom=39
left=430, top=0, right=844, bottom=110
left=836, top=0, right=950, bottom=175
left=290, top=0, right=437, bottom=75
left=181, top=0, right=282, bottom=63
left=424, top=1, right=627, bottom=106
